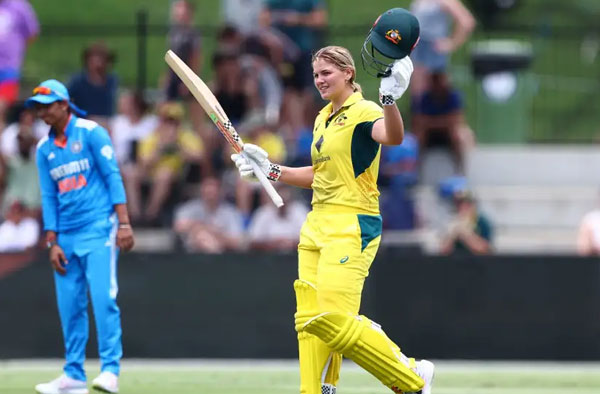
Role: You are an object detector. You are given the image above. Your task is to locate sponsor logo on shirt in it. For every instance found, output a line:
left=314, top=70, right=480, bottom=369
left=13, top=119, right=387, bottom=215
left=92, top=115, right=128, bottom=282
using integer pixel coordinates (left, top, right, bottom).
left=49, top=158, right=91, bottom=181
left=48, top=152, right=56, bottom=160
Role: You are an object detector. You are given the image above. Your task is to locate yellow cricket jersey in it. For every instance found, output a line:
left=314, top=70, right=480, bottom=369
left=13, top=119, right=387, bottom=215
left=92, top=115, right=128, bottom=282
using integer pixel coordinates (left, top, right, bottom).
left=311, top=92, right=383, bottom=214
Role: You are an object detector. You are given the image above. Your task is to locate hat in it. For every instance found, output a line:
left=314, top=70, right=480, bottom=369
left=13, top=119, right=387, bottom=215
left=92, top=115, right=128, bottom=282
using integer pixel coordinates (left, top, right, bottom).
left=159, top=102, right=185, bottom=121
left=361, top=8, right=420, bottom=77
left=24, top=79, right=87, bottom=116
left=369, top=8, right=420, bottom=60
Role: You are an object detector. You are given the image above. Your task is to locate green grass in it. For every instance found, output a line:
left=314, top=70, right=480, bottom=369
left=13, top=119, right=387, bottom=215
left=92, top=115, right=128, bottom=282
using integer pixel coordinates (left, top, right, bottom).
left=2, top=360, right=600, bottom=394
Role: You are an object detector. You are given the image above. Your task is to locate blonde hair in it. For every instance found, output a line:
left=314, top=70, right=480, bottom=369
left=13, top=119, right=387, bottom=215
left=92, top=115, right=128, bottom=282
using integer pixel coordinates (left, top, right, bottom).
left=312, top=46, right=361, bottom=93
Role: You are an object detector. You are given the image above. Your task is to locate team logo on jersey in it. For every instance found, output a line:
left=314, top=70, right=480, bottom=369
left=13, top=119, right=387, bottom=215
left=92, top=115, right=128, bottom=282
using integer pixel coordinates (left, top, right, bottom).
left=48, top=152, right=56, bottom=160
left=71, top=140, right=82, bottom=154
left=385, top=29, right=402, bottom=45
left=100, top=145, right=114, bottom=160
left=315, top=135, right=324, bottom=152
left=334, top=114, right=347, bottom=126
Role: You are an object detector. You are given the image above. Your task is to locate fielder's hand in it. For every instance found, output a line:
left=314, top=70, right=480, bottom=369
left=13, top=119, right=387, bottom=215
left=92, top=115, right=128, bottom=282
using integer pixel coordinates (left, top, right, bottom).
left=379, top=57, right=414, bottom=105
left=49, top=244, right=68, bottom=275
left=231, top=144, right=281, bottom=182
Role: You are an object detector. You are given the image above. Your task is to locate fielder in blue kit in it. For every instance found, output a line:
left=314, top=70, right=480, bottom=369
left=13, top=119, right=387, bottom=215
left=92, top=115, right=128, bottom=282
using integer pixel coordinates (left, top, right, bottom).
left=28, top=79, right=135, bottom=394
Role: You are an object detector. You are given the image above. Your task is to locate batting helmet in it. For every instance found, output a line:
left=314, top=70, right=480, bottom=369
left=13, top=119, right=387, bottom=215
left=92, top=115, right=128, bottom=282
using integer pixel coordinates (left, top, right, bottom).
left=361, top=8, right=420, bottom=77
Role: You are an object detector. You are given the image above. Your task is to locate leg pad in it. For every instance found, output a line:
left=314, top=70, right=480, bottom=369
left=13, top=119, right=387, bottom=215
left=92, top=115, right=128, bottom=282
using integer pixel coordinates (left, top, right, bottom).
left=302, top=312, right=424, bottom=393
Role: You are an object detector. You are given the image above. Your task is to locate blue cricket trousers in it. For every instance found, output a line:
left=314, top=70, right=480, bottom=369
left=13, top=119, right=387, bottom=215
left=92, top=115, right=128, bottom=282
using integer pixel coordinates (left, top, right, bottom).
left=54, top=214, right=121, bottom=381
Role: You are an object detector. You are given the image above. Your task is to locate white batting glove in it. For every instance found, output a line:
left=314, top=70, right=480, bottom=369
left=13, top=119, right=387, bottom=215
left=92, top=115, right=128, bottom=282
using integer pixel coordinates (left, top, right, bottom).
left=379, top=57, right=414, bottom=105
left=231, top=143, right=281, bottom=182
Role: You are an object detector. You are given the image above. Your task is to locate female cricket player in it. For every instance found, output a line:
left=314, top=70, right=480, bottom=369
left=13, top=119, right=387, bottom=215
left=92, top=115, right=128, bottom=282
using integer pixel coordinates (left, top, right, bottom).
left=28, top=79, right=134, bottom=394
left=232, top=40, right=435, bottom=394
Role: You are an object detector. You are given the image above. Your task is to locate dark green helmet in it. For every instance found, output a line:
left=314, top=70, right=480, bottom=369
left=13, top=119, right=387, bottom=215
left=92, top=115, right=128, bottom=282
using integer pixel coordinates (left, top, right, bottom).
left=361, top=8, right=420, bottom=77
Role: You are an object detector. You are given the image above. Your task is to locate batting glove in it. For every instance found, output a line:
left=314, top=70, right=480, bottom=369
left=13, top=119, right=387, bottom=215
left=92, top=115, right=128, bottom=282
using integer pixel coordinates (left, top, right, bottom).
left=379, top=56, right=414, bottom=105
left=231, top=144, right=281, bottom=182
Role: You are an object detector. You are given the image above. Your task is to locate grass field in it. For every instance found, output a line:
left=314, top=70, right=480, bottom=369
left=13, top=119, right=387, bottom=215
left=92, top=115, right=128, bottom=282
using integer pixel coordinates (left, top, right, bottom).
left=2, top=360, right=600, bottom=394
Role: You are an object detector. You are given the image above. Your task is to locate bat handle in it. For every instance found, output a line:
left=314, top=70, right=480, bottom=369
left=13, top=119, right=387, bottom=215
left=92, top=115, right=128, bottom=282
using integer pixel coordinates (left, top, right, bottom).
left=245, top=153, right=285, bottom=208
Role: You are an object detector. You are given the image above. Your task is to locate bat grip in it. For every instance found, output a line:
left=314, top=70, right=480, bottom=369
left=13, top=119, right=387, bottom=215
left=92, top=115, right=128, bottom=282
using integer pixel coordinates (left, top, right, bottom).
left=244, top=152, right=284, bottom=208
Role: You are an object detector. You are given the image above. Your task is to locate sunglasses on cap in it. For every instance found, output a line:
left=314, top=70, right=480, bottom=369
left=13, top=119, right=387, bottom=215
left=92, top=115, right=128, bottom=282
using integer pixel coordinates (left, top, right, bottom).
left=32, top=86, right=53, bottom=95
left=32, top=86, right=68, bottom=101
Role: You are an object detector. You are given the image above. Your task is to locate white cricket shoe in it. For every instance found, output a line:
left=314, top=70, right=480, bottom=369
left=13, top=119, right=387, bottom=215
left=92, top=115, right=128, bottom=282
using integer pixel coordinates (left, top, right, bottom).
left=91, top=371, right=119, bottom=393
left=35, top=374, right=88, bottom=394
left=414, top=360, right=435, bottom=394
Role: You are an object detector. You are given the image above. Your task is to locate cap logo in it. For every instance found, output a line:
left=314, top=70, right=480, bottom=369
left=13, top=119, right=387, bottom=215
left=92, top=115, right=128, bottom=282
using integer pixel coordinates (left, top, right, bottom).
left=385, top=29, right=402, bottom=45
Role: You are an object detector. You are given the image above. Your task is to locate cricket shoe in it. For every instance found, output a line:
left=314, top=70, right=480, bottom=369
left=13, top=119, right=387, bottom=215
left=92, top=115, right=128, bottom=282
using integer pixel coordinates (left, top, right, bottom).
left=91, top=371, right=119, bottom=393
left=35, top=374, right=88, bottom=394
left=411, top=359, right=435, bottom=394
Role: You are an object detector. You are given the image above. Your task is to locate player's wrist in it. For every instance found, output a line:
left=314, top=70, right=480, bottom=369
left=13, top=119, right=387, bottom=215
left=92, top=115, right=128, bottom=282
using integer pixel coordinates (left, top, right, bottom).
left=46, top=240, right=58, bottom=250
left=118, top=222, right=132, bottom=230
left=267, top=163, right=281, bottom=182
left=379, top=93, right=396, bottom=106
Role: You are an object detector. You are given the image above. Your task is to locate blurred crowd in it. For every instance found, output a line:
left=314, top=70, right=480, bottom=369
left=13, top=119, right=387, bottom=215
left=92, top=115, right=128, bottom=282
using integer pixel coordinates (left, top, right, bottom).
left=0, top=0, right=498, bottom=255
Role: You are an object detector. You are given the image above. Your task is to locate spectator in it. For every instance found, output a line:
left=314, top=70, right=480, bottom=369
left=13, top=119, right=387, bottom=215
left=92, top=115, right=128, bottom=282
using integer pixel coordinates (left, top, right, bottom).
left=163, top=0, right=204, bottom=133
left=212, top=49, right=259, bottom=126
left=235, top=110, right=287, bottom=220
left=0, top=200, right=39, bottom=252
left=111, top=90, right=158, bottom=223
left=380, top=131, right=419, bottom=230
left=221, top=0, right=264, bottom=35
left=67, top=41, right=118, bottom=131
left=409, top=0, right=476, bottom=97
left=576, top=205, right=600, bottom=256
left=204, top=49, right=259, bottom=176
left=247, top=184, right=309, bottom=251
left=134, top=101, right=203, bottom=225
left=1, top=102, right=46, bottom=159
left=216, top=24, right=246, bottom=52
left=0, top=0, right=39, bottom=131
left=259, top=0, right=328, bottom=137
left=164, top=0, right=201, bottom=101
left=241, top=34, right=284, bottom=125
left=412, top=71, right=473, bottom=172
left=0, top=119, right=40, bottom=214
left=380, top=131, right=419, bottom=189
left=173, top=176, right=244, bottom=253
left=440, top=191, right=493, bottom=255
left=111, top=90, right=158, bottom=166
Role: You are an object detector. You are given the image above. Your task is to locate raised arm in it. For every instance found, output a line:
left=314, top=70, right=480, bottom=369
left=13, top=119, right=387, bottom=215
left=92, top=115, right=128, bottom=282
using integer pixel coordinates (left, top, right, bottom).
left=371, top=57, right=414, bottom=145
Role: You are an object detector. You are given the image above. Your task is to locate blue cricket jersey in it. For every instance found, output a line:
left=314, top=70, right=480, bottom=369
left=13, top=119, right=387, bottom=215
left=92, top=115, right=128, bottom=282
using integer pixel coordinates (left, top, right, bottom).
left=36, top=115, right=126, bottom=232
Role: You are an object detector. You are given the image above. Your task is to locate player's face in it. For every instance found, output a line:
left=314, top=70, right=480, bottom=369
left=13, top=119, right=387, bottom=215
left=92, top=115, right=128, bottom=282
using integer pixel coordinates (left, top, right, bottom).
left=313, top=58, right=352, bottom=101
left=35, top=101, right=69, bottom=126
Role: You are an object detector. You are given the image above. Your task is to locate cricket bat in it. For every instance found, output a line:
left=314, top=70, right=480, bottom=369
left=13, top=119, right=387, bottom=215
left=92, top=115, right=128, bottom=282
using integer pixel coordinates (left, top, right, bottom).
left=164, top=50, right=284, bottom=208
